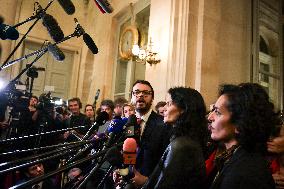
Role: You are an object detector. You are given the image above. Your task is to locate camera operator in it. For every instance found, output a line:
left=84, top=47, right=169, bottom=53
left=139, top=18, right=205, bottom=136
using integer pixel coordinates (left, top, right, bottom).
left=29, top=96, right=38, bottom=113
left=31, top=93, right=65, bottom=148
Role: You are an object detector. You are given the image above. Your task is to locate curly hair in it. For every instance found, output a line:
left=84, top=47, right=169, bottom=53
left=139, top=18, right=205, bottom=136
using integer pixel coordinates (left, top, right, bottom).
left=219, top=83, right=281, bottom=154
left=168, top=87, right=208, bottom=152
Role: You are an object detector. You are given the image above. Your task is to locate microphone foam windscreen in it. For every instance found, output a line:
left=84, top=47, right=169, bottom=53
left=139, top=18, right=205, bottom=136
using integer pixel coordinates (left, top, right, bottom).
left=47, top=43, right=65, bottom=61
left=96, top=111, right=109, bottom=125
left=123, top=138, right=137, bottom=165
left=0, top=24, right=19, bottom=40
left=107, top=118, right=126, bottom=134
left=42, top=14, right=64, bottom=42
left=105, top=146, right=123, bottom=167
left=57, top=0, right=75, bottom=15
left=125, top=114, right=137, bottom=127
left=83, top=33, right=98, bottom=54
left=123, top=138, right=137, bottom=152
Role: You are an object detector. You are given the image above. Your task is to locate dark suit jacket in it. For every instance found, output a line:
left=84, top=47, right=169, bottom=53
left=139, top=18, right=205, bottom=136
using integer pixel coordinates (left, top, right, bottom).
left=135, top=111, right=172, bottom=177
left=210, top=147, right=275, bottom=189
left=16, top=177, right=59, bottom=189
left=143, top=136, right=206, bottom=189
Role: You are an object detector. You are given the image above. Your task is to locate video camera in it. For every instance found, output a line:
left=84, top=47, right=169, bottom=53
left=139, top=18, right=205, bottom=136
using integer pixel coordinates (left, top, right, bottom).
left=36, top=92, right=65, bottom=115
left=0, top=83, right=30, bottom=113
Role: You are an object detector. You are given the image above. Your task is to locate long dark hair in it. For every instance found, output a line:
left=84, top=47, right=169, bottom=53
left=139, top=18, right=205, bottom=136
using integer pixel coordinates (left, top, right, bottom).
left=168, top=87, right=208, bottom=151
left=219, top=83, right=281, bottom=154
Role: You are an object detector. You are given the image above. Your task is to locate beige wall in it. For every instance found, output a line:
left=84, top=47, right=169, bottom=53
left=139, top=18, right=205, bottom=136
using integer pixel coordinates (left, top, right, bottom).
left=199, top=0, right=251, bottom=105
left=0, top=0, right=255, bottom=108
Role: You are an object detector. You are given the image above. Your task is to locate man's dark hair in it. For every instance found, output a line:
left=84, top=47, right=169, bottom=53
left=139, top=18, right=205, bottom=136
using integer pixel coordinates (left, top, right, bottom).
left=219, top=83, right=281, bottom=154
left=132, top=80, right=154, bottom=98
left=68, top=97, right=82, bottom=109
left=155, top=101, right=166, bottom=112
left=114, top=97, right=128, bottom=107
left=100, top=99, right=115, bottom=111
left=30, top=95, right=39, bottom=102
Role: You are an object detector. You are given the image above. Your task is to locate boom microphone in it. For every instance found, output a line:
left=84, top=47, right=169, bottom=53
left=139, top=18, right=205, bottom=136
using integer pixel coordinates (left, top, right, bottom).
left=57, top=0, right=75, bottom=15
left=0, top=23, right=19, bottom=40
left=95, top=89, right=100, bottom=101
left=74, top=18, right=99, bottom=54
left=83, top=33, right=99, bottom=54
left=42, top=14, right=64, bottom=42
left=47, top=42, right=65, bottom=61
left=94, top=0, right=113, bottom=14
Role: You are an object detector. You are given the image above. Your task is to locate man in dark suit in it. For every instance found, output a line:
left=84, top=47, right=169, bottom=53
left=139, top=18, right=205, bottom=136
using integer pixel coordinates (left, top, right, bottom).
left=130, top=80, right=172, bottom=188
left=16, top=163, right=60, bottom=189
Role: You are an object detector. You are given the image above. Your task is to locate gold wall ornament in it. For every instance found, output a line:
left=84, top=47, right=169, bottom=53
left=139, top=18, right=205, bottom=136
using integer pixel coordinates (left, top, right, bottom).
left=119, top=25, right=139, bottom=60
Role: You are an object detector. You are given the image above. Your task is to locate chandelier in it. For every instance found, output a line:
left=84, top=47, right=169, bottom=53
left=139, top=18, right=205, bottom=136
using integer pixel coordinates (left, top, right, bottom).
left=131, top=38, right=161, bottom=66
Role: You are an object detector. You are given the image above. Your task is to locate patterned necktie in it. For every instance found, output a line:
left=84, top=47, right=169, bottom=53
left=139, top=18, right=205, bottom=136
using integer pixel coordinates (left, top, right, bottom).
left=32, top=184, right=40, bottom=189
left=135, top=117, right=142, bottom=141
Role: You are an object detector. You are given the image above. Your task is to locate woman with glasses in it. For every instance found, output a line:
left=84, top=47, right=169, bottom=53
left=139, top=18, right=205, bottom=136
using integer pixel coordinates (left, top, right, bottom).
left=142, top=87, right=208, bottom=189
left=207, top=83, right=281, bottom=189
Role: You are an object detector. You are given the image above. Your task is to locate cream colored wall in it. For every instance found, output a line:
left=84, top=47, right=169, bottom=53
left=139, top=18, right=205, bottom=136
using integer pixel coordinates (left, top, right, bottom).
left=146, top=0, right=251, bottom=106
left=0, top=0, right=254, bottom=108
left=198, top=0, right=251, bottom=105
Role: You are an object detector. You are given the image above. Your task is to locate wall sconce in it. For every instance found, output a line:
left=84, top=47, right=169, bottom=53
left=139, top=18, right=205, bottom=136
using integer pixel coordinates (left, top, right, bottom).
left=132, top=38, right=161, bottom=66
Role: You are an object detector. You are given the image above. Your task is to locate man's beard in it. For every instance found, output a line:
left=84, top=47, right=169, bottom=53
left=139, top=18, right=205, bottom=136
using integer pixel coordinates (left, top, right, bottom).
left=135, top=101, right=152, bottom=115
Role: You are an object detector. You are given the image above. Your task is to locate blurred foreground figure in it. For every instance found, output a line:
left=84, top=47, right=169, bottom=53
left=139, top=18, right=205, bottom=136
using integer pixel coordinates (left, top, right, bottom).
left=207, top=83, right=281, bottom=189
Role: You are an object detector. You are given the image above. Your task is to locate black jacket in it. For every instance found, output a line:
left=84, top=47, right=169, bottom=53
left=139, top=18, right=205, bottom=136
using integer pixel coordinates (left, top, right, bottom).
left=143, top=136, right=206, bottom=189
left=210, top=146, right=275, bottom=189
left=135, top=111, right=172, bottom=177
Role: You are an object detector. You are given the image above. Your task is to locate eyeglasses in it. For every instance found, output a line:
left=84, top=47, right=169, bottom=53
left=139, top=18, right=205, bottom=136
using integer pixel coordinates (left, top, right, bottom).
left=132, top=90, right=153, bottom=96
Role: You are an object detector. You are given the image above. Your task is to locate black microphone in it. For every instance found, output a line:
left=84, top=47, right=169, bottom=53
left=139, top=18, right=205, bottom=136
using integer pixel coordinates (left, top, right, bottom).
left=124, top=114, right=138, bottom=138
left=47, top=42, right=65, bottom=61
left=95, top=89, right=100, bottom=101
left=82, top=111, right=109, bottom=140
left=0, top=15, right=4, bottom=24
left=57, top=0, right=75, bottom=15
left=30, top=66, right=46, bottom=71
left=74, top=18, right=98, bottom=54
left=83, top=33, right=99, bottom=54
left=93, top=89, right=100, bottom=108
left=104, top=146, right=123, bottom=167
left=0, top=23, right=19, bottom=40
left=94, top=0, right=113, bottom=14
left=42, top=14, right=64, bottom=42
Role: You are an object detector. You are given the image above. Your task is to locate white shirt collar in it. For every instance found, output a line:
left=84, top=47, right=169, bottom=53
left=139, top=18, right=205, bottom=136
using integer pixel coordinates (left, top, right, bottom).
left=136, top=109, right=152, bottom=123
